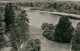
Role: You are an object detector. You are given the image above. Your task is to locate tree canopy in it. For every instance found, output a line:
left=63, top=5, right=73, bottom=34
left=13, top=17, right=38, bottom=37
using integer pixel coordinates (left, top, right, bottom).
left=54, top=16, right=74, bottom=43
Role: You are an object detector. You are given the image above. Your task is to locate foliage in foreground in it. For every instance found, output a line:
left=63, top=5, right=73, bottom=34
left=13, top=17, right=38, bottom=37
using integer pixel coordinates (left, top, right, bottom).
left=0, top=10, right=6, bottom=50
left=54, top=16, right=74, bottom=43
left=4, top=2, right=30, bottom=51
left=25, top=38, right=41, bottom=51
left=9, top=10, right=29, bottom=51
left=0, top=31, right=6, bottom=50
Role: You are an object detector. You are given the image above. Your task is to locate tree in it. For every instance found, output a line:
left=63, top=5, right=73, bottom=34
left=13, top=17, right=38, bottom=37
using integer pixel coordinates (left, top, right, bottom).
left=71, top=21, right=80, bottom=51
left=54, top=16, right=74, bottom=43
left=4, top=2, right=15, bottom=30
left=10, top=10, right=29, bottom=51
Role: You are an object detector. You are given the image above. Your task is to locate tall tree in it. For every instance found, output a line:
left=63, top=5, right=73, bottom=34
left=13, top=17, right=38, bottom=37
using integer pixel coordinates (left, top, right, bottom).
left=54, top=16, right=74, bottom=42
left=4, top=2, right=15, bottom=30
left=10, top=10, right=29, bottom=51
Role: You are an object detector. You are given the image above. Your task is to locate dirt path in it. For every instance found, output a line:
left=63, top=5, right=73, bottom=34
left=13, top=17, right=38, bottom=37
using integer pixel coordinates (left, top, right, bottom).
left=30, top=26, right=70, bottom=51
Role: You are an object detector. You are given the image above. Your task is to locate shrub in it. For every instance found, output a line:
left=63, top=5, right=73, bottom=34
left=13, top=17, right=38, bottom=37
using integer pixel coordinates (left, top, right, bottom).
left=25, top=38, right=41, bottom=51
left=41, top=23, right=48, bottom=30
left=43, top=30, right=55, bottom=40
left=41, top=23, right=54, bottom=30
left=42, top=23, right=55, bottom=41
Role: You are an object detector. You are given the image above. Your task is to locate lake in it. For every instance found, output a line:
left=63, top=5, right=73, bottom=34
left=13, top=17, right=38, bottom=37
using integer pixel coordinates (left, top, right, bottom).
left=27, top=11, right=71, bottom=51
left=27, top=11, right=80, bottom=28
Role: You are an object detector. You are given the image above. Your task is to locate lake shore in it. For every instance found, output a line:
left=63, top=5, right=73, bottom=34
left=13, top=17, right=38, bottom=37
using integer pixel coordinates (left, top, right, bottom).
left=38, top=11, right=80, bottom=20
left=24, top=7, right=80, bottom=19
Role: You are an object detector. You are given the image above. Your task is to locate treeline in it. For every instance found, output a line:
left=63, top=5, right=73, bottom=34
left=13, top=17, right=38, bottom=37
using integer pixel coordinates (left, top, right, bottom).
left=1, top=1, right=80, bottom=15
left=16, top=1, right=80, bottom=15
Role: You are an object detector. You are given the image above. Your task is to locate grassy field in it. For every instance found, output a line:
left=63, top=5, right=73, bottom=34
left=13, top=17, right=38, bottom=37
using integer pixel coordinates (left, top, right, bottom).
left=29, top=26, right=70, bottom=51
left=1, top=26, right=70, bottom=51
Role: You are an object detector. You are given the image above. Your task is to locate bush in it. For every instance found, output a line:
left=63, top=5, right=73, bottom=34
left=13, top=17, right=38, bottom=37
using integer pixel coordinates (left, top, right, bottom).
left=41, top=23, right=48, bottom=30
left=43, top=30, right=55, bottom=40
left=42, top=23, right=55, bottom=41
left=25, top=38, right=41, bottom=51
left=41, top=23, right=54, bottom=30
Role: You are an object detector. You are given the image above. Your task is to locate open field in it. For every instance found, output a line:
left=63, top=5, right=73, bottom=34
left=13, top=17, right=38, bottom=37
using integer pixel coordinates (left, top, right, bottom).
left=29, top=26, right=70, bottom=51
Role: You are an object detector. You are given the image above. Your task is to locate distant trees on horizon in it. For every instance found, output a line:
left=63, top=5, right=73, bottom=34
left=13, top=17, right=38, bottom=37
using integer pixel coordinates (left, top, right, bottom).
left=15, top=1, right=80, bottom=15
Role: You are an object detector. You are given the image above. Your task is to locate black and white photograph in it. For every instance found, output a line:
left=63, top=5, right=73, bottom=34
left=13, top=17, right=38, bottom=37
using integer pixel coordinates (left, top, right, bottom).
left=0, top=0, right=80, bottom=51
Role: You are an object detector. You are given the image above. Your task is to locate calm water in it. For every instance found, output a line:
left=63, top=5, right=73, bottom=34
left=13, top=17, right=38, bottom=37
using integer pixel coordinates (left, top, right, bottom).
left=27, top=11, right=80, bottom=28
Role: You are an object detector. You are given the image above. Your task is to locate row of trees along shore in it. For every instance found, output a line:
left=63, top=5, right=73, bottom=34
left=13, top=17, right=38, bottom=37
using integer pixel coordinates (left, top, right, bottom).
left=1, top=1, right=80, bottom=14
left=16, top=1, right=80, bottom=15
left=41, top=16, right=80, bottom=50
left=0, top=2, right=41, bottom=51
